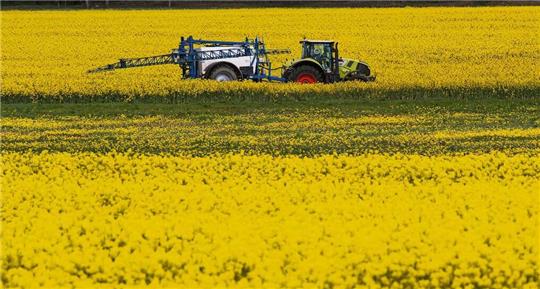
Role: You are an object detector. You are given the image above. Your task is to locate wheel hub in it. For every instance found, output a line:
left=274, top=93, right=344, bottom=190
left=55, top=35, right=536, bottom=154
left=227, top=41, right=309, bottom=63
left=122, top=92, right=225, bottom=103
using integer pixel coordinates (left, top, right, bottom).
left=296, top=73, right=317, bottom=84
left=215, top=73, right=233, bottom=82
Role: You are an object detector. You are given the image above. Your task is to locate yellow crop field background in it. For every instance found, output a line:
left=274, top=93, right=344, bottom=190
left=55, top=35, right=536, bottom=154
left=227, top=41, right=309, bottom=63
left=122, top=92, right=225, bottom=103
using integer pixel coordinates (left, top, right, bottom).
left=1, top=7, right=539, bottom=102
left=3, top=152, right=539, bottom=288
left=1, top=5, right=539, bottom=289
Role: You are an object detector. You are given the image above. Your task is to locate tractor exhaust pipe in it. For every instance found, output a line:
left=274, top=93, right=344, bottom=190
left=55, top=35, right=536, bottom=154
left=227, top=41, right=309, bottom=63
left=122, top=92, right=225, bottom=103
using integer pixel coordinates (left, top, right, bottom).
left=334, top=42, right=340, bottom=82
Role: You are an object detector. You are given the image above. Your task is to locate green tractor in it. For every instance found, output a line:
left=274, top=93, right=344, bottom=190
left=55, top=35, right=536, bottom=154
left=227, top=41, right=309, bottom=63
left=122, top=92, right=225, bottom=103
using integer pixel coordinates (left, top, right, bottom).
left=282, top=39, right=375, bottom=83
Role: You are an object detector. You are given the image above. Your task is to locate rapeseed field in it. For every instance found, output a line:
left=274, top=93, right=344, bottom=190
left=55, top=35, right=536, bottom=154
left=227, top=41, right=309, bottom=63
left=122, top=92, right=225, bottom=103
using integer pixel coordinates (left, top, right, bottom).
left=3, top=152, right=538, bottom=288
left=1, top=6, right=539, bottom=289
left=1, top=7, right=539, bottom=102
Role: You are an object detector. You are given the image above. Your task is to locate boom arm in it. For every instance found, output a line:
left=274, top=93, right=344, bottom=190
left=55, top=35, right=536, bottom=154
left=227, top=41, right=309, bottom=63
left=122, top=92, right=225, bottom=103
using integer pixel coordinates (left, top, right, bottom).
left=88, top=53, right=176, bottom=73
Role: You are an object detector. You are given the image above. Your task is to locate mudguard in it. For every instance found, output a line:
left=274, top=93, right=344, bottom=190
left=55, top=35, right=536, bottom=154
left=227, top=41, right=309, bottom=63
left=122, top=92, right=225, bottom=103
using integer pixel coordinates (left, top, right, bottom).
left=282, top=58, right=325, bottom=80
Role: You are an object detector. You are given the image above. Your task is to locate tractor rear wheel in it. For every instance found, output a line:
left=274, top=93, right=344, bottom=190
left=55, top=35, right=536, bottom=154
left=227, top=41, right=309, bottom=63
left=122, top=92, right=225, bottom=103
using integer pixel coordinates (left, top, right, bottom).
left=209, top=65, right=238, bottom=82
left=288, top=65, right=323, bottom=84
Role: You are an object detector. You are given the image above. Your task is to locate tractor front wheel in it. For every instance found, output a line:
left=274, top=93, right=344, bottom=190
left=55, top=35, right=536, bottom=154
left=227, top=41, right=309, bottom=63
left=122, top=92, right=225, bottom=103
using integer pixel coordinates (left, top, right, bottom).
left=288, top=65, right=323, bottom=84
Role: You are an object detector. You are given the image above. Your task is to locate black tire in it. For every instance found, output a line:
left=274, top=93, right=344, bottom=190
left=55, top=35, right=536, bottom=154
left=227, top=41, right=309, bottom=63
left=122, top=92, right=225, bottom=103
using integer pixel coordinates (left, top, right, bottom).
left=344, top=71, right=370, bottom=82
left=357, top=63, right=371, bottom=77
left=287, top=65, right=324, bottom=83
left=209, top=65, right=239, bottom=82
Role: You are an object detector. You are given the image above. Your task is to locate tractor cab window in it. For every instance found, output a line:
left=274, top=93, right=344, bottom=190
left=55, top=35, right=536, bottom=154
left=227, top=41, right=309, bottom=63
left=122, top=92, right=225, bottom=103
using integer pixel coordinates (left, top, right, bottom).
left=302, top=43, right=332, bottom=71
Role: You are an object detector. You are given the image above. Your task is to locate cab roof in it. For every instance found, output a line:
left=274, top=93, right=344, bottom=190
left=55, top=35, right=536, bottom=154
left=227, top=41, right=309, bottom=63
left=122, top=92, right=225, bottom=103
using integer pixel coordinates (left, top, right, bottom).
left=300, top=40, right=334, bottom=44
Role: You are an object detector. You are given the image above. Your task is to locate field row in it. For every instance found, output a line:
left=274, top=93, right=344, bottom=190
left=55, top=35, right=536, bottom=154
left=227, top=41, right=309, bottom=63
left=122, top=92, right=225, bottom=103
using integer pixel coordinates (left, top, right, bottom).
left=1, top=7, right=539, bottom=102
left=2, top=100, right=539, bottom=155
left=3, top=152, right=538, bottom=288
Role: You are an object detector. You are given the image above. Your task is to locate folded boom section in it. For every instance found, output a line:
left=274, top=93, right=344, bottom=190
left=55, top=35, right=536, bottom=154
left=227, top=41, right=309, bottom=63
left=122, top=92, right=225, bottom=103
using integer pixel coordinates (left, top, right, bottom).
left=88, top=54, right=176, bottom=73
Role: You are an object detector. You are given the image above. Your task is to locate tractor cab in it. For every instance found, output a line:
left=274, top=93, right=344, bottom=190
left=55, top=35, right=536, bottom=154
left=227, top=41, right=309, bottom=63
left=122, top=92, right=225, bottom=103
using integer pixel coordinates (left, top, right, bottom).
left=300, top=40, right=335, bottom=72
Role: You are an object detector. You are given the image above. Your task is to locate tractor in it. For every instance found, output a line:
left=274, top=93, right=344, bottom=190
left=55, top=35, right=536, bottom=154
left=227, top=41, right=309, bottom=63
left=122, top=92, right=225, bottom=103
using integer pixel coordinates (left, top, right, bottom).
left=89, top=36, right=375, bottom=83
left=283, top=39, right=375, bottom=83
